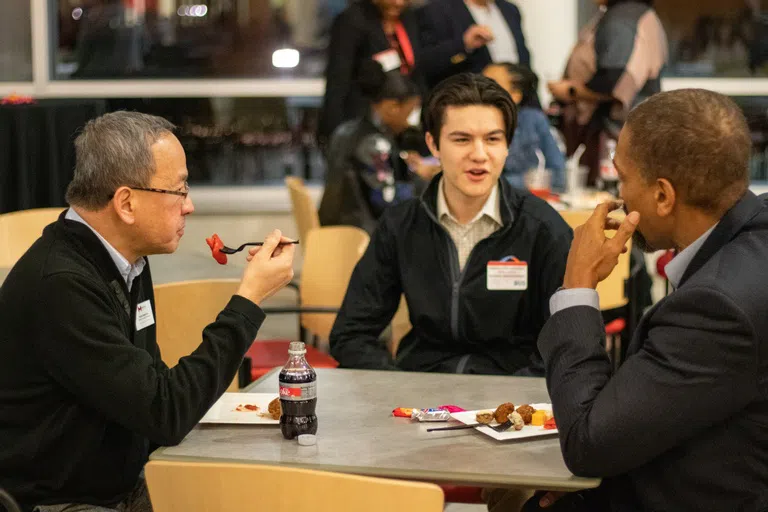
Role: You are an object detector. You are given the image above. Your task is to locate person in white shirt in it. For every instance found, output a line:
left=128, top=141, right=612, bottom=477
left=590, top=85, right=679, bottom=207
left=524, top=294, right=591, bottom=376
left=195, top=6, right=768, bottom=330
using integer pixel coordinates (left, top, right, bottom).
left=418, top=0, right=531, bottom=88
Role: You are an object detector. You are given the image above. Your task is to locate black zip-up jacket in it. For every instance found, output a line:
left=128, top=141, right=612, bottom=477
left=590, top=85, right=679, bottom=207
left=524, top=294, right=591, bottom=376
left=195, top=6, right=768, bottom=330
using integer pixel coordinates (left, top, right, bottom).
left=0, top=213, right=265, bottom=510
left=329, top=175, right=572, bottom=375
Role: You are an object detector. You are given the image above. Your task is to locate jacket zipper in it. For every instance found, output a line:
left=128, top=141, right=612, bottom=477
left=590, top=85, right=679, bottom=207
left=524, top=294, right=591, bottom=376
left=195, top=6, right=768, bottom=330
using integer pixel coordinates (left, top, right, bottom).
left=420, top=184, right=519, bottom=373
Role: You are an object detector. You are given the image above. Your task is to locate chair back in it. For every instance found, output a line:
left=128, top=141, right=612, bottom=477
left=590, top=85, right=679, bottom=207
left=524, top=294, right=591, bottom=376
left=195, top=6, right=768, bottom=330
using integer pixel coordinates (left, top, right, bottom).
left=285, top=177, right=320, bottom=249
left=145, top=460, right=444, bottom=512
left=300, top=226, right=369, bottom=339
left=0, top=208, right=64, bottom=267
left=559, top=209, right=631, bottom=310
left=153, top=279, right=242, bottom=391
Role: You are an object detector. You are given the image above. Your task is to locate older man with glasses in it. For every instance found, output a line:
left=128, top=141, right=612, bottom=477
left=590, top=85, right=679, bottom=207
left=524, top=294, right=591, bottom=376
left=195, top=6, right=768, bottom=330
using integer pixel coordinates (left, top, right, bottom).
left=0, top=111, right=296, bottom=512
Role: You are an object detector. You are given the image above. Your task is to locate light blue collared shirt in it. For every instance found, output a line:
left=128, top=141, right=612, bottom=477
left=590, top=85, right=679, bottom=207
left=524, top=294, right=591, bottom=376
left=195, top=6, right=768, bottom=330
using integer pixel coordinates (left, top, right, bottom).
left=65, top=208, right=146, bottom=292
left=549, top=224, right=718, bottom=315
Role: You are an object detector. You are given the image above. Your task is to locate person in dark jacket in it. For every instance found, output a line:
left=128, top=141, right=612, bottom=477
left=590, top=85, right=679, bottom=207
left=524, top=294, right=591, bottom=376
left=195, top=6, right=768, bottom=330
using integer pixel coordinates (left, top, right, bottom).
left=417, top=0, right=531, bottom=89
left=523, top=90, right=768, bottom=511
left=329, top=73, right=572, bottom=376
left=319, top=59, right=429, bottom=235
left=318, top=0, right=425, bottom=143
left=0, top=112, right=295, bottom=511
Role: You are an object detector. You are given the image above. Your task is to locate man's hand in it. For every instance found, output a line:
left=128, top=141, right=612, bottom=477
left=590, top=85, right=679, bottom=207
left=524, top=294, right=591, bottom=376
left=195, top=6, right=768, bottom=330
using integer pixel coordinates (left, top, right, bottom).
left=463, top=24, right=493, bottom=52
left=563, top=201, right=639, bottom=290
left=539, top=491, right=566, bottom=508
left=236, top=229, right=296, bottom=305
left=548, top=80, right=575, bottom=103
left=404, top=152, right=441, bottom=181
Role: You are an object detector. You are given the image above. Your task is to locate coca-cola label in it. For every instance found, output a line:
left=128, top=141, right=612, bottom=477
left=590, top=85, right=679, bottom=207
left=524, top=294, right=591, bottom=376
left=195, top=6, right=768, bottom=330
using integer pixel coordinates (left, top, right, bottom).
left=279, top=381, right=317, bottom=401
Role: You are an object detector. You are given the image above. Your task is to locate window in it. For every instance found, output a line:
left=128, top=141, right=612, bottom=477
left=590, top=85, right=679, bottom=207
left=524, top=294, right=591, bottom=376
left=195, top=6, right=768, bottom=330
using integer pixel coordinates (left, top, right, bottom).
left=578, top=0, right=768, bottom=78
left=52, top=0, right=347, bottom=80
left=100, top=96, right=325, bottom=185
left=736, top=96, right=768, bottom=182
left=0, top=0, right=33, bottom=81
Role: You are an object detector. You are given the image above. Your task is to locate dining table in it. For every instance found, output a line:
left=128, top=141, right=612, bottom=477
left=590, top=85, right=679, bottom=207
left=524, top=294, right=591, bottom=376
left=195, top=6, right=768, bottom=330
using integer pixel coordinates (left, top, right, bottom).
left=151, top=368, right=600, bottom=491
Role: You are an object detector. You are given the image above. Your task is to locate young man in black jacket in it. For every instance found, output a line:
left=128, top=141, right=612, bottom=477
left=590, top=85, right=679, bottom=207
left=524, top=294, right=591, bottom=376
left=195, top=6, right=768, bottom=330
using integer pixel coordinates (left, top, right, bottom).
left=329, top=73, right=572, bottom=376
left=0, top=112, right=295, bottom=511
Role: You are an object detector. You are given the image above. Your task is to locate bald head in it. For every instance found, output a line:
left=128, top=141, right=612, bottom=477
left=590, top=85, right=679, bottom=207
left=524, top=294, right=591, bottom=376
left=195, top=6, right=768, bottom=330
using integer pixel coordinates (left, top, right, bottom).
left=624, top=89, right=751, bottom=214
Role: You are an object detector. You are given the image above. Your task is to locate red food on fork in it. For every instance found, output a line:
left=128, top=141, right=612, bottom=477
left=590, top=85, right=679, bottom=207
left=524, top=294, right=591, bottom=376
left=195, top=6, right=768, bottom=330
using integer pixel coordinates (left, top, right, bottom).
left=205, top=234, right=228, bottom=265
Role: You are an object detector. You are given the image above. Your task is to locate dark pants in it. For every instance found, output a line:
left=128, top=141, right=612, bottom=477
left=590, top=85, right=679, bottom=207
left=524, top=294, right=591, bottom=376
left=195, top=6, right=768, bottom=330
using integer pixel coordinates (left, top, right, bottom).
left=520, top=488, right=609, bottom=512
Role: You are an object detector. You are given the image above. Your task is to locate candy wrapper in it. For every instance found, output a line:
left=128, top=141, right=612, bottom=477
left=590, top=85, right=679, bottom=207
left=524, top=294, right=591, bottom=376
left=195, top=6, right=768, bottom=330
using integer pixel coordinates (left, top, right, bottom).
left=411, top=408, right=451, bottom=422
left=392, top=405, right=465, bottom=420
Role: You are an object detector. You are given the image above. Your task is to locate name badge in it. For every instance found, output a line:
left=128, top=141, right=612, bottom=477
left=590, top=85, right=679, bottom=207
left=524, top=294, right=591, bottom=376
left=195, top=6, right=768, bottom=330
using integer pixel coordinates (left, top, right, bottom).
left=487, top=259, right=528, bottom=291
left=373, top=49, right=402, bottom=72
left=135, top=300, right=155, bottom=331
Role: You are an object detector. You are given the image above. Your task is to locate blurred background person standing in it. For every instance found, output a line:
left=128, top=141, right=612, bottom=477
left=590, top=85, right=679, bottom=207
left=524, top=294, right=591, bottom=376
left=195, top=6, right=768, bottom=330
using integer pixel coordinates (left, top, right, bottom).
left=549, top=0, right=667, bottom=185
left=318, top=0, right=425, bottom=144
left=418, top=0, right=530, bottom=89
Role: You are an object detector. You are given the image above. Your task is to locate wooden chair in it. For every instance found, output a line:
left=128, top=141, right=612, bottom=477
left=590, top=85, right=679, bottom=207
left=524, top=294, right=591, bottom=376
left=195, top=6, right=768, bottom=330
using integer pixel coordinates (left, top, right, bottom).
left=145, top=460, right=444, bottom=512
left=0, top=208, right=64, bottom=267
left=261, top=226, right=370, bottom=343
left=284, top=176, right=319, bottom=251
left=153, top=279, right=242, bottom=392
left=246, top=226, right=369, bottom=380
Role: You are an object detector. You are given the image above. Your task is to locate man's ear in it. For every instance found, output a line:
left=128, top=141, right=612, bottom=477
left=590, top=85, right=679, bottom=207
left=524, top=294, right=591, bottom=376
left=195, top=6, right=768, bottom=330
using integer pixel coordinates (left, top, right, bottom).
left=425, top=132, right=440, bottom=160
left=655, top=178, right=676, bottom=218
left=112, top=186, right=137, bottom=225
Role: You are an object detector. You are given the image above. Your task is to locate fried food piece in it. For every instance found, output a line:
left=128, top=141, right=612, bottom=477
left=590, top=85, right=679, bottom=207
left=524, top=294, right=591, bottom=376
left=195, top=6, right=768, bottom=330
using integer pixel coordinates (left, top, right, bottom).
left=516, top=404, right=536, bottom=424
left=494, top=402, right=516, bottom=424
left=475, top=411, right=494, bottom=424
left=268, top=397, right=281, bottom=420
left=508, top=411, right=524, bottom=431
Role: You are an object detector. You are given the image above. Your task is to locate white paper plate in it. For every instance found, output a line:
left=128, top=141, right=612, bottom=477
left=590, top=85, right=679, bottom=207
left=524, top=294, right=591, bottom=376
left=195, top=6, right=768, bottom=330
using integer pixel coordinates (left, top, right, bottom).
left=450, top=403, right=558, bottom=441
left=199, top=393, right=280, bottom=425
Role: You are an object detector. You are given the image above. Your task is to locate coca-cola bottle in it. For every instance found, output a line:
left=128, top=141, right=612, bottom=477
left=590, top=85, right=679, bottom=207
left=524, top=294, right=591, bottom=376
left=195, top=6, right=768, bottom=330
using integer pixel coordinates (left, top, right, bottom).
left=278, top=341, right=318, bottom=440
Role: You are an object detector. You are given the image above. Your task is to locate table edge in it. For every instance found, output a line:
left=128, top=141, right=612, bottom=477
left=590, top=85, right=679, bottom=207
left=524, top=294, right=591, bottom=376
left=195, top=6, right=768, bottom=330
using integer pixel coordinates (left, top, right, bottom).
left=148, top=451, right=600, bottom=491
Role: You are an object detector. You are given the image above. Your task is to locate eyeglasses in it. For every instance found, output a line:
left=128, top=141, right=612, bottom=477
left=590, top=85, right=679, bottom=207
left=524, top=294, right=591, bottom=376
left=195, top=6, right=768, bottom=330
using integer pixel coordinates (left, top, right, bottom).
left=109, top=182, right=189, bottom=200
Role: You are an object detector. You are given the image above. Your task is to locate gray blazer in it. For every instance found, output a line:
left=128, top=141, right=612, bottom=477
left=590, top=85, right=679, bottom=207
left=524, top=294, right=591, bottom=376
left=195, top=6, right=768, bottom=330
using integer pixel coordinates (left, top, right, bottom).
left=539, top=191, right=768, bottom=512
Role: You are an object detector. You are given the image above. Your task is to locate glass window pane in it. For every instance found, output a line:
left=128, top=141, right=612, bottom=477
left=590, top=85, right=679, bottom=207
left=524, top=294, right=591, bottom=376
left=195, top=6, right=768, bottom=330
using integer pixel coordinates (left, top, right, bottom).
left=578, top=0, right=768, bottom=78
left=659, top=0, right=768, bottom=77
left=52, top=0, right=346, bottom=79
left=0, top=0, right=32, bottom=81
left=96, top=96, right=325, bottom=184
left=735, top=96, right=768, bottom=182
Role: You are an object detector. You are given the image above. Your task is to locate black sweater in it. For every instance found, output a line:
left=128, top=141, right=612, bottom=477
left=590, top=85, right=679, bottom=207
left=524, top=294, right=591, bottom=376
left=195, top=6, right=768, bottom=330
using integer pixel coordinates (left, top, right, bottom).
left=0, top=214, right=265, bottom=510
left=329, top=175, right=572, bottom=375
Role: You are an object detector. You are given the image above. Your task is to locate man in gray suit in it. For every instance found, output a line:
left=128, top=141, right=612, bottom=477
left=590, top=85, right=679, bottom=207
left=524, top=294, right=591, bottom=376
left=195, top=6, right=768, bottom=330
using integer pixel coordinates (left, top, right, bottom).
left=526, top=89, right=768, bottom=511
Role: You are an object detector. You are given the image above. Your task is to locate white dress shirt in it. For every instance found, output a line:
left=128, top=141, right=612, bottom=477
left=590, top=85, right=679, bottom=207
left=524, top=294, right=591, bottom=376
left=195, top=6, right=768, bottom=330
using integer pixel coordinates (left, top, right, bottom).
left=65, top=208, right=146, bottom=291
left=465, top=0, right=519, bottom=64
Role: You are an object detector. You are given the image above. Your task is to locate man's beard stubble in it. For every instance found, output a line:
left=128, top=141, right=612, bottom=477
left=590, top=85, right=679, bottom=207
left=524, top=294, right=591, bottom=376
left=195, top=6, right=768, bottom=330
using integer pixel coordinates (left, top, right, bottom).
left=623, top=203, right=654, bottom=253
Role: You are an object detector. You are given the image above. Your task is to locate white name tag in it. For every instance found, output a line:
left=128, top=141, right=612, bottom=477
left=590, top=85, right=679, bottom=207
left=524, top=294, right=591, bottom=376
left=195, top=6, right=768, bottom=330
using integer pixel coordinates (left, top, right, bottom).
left=373, top=49, right=402, bottom=72
left=487, top=260, right=528, bottom=291
left=135, top=300, right=155, bottom=331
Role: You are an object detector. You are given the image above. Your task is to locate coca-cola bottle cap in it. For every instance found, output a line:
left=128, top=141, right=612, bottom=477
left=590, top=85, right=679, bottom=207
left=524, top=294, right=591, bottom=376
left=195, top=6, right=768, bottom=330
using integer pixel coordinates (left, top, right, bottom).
left=298, top=434, right=317, bottom=446
left=288, top=341, right=306, bottom=355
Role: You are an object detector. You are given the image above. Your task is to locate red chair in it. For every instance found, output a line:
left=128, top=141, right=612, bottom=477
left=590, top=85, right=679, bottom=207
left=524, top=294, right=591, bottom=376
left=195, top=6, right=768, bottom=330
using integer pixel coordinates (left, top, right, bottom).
left=440, top=485, right=484, bottom=504
left=245, top=340, right=338, bottom=381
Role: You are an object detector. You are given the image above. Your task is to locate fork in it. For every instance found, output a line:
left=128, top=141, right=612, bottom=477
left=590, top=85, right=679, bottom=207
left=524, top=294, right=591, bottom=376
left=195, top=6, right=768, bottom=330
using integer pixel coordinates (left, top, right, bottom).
left=219, top=240, right=300, bottom=254
left=427, top=419, right=512, bottom=433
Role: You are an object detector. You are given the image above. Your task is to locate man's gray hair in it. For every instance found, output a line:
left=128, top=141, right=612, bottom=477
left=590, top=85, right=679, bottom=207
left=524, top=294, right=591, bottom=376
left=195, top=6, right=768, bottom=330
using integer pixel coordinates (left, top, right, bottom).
left=65, top=111, right=176, bottom=210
